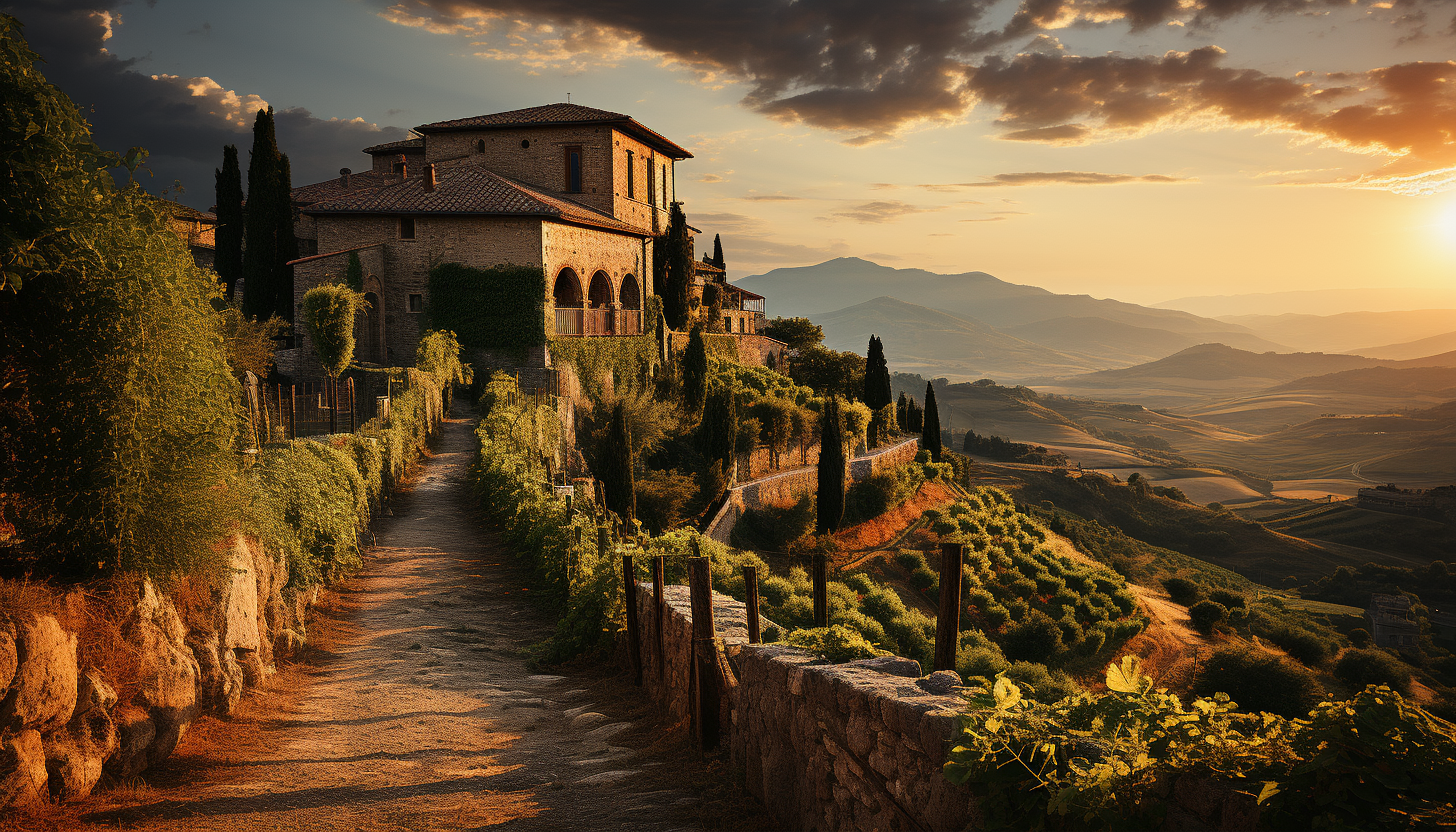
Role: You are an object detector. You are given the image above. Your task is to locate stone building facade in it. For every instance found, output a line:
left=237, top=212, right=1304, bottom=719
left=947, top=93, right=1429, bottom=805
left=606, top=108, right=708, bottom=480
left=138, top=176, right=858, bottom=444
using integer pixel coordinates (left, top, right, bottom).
left=282, top=103, right=693, bottom=381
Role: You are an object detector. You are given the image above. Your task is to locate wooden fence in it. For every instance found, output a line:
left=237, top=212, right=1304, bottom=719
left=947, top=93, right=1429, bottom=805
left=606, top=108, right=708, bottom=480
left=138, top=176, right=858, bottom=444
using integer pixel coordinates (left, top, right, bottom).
left=240, top=373, right=361, bottom=447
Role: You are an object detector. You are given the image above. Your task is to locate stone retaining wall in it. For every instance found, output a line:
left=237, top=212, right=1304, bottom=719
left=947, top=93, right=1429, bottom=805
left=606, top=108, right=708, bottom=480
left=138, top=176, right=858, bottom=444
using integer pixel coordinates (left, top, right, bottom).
left=631, top=583, right=977, bottom=831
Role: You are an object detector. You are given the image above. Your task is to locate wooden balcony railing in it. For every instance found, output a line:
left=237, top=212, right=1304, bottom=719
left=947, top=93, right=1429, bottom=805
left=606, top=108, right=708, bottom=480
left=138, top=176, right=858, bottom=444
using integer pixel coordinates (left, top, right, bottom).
left=554, top=307, right=642, bottom=336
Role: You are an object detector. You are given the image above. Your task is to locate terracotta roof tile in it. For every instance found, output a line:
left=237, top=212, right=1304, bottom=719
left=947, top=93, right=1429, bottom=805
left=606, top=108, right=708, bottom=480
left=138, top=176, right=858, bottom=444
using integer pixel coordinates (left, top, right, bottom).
left=415, top=103, right=692, bottom=159
left=292, top=171, right=392, bottom=206
left=303, top=165, right=649, bottom=236
left=362, top=138, right=425, bottom=155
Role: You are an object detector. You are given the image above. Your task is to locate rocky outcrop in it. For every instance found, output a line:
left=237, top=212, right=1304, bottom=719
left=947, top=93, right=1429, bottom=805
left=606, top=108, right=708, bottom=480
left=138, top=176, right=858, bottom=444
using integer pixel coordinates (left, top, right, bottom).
left=0, top=730, right=46, bottom=808
left=0, top=616, right=78, bottom=735
left=123, top=581, right=200, bottom=766
left=43, top=672, right=118, bottom=799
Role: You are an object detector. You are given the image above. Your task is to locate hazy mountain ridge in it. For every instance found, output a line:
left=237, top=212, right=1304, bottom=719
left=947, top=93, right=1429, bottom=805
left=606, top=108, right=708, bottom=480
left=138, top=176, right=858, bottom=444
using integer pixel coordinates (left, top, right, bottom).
left=1220, top=309, right=1456, bottom=354
left=1156, top=287, right=1456, bottom=317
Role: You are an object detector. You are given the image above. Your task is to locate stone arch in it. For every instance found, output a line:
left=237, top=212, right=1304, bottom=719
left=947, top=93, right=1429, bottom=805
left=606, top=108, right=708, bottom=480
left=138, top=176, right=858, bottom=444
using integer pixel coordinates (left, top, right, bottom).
left=588, top=270, right=614, bottom=308
left=553, top=268, right=583, bottom=307
left=619, top=273, right=641, bottom=311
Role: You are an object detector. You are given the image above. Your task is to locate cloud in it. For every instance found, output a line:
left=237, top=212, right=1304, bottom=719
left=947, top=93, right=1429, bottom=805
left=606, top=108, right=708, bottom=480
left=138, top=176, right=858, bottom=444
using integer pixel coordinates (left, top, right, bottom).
left=376, top=0, right=1456, bottom=191
left=9, top=1, right=406, bottom=209
left=699, top=172, right=729, bottom=183
left=738, top=193, right=805, bottom=202
left=958, top=216, right=1008, bottom=222
left=960, top=171, right=1194, bottom=186
left=832, top=200, right=936, bottom=223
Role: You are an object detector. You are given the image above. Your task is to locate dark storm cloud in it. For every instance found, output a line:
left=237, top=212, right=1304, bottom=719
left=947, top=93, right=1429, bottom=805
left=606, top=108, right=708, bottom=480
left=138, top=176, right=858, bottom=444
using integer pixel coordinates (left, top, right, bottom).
left=4, top=1, right=405, bottom=209
left=386, top=0, right=1456, bottom=179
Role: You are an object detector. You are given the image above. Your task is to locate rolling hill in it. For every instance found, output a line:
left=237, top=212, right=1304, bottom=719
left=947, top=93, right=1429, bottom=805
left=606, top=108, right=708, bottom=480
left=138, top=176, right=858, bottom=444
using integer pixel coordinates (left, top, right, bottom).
left=1155, top=287, right=1456, bottom=317
left=1220, top=310, right=1456, bottom=354
left=815, top=296, right=1104, bottom=381
left=1002, top=316, right=1202, bottom=365
left=736, top=258, right=1285, bottom=369
left=1056, top=344, right=1382, bottom=387
left=1357, top=330, right=1456, bottom=360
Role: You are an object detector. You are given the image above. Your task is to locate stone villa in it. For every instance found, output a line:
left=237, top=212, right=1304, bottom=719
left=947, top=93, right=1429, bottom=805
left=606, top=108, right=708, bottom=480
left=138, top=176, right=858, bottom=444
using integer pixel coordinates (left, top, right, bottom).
left=278, top=103, right=775, bottom=382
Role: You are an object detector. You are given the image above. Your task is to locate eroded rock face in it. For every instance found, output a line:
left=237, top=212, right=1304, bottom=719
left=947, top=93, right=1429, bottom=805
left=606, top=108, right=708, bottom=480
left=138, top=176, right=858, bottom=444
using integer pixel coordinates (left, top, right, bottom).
left=43, top=672, right=119, bottom=800
left=0, top=729, right=47, bottom=808
left=223, top=536, right=261, bottom=654
left=187, top=631, right=243, bottom=717
left=0, top=615, right=78, bottom=734
left=104, top=707, right=155, bottom=781
left=124, top=581, right=200, bottom=766
left=0, top=630, right=17, bottom=693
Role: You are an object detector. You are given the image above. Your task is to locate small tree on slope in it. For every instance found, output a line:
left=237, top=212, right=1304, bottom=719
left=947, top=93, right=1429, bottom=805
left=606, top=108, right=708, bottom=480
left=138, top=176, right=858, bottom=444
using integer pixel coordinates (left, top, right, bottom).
left=922, top=381, right=942, bottom=462
left=816, top=397, right=846, bottom=534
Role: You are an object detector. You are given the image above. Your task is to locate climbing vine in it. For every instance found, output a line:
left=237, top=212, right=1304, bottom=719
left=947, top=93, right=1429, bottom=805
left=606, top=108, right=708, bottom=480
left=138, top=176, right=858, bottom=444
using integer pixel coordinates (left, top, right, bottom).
left=425, top=262, right=547, bottom=351
left=549, top=296, right=662, bottom=395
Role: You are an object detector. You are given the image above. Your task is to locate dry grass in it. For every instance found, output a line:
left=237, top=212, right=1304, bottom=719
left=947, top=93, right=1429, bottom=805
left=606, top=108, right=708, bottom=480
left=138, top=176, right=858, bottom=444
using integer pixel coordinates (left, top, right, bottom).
left=833, top=480, right=958, bottom=556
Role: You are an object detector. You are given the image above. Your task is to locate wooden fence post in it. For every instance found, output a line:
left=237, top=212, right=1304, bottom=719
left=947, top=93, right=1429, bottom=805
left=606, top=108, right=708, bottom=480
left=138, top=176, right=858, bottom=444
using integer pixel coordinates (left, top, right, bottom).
left=934, top=542, right=964, bottom=673
left=812, top=552, right=828, bottom=628
left=328, top=377, right=338, bottom=435
left=652, top=555, right=665, bottom=679
left=744, top=564, right=761, bottom=644
left=689, top=556, right=720, bottom=750
left=347, top=377, right=356, bottom=433
left=623, top=554, right=642, bottom=686
left=289, top=384, right=297, bottom=440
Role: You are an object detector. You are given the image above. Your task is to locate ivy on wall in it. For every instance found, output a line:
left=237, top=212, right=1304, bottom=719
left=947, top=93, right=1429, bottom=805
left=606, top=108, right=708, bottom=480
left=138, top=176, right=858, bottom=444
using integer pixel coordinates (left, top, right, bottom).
left=425, top=262, right=547, bottom=351
left=549, top=296, right=663, bottom=394
left=702, top=333, right=740, bottom=361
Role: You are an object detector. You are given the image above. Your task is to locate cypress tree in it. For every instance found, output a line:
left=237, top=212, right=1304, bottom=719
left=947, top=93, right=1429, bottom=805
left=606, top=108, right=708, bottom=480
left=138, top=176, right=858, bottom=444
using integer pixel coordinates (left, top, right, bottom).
left=703, top=282, right=723, bottom=331
left=896, top=392, right=909, bottom=431
left=682, top=324, right=708, bottom=412
left=214, top=144, right=244, bottom=299
left=863, top=335, right=892, bottom=446
left=816, top=397, right=845, bottom=534
left=345, top=250, right=364, bottom=293
left=711, top=233, right=725, bottom=270
left=241, top=108, right=279, bottom=321
left=602, top=402, right=635, bottom=525
left=274, top=152, right=298, bottom=320
left=661, top=203, right=693, bottom=329
left=922, top=382, right=942, bottom=462
left=700, top=387, right=737, bottom=475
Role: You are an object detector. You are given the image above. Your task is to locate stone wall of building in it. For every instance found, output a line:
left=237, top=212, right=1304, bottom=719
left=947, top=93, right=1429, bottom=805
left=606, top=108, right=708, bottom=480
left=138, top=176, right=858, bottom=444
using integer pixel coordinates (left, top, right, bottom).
left=542, top=223, right=653, bottom=340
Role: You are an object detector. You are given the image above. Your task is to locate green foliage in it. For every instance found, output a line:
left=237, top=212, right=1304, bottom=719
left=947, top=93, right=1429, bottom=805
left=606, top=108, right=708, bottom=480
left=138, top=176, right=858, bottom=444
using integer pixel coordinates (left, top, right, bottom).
left=301, top=284, right=363, bottom=377
left=414, top=329, right=471, bottom=391
left=816, top=397, right=846, bottom=534
left=701, top=282, right=724, bottom=332
left=731, top=497, right=815, bottom=552
left=660, top=204, right=693, bottom=329
left=214, top=144, right=244, bottom=298
left=788, top=345, right=864, bottom=399
left=344, top=251, right=364, bottom=293
left=785, top=625, right=884, bottom=663
left=0, top=20, right=241, bottom=578
left=1196, top=646, right=1323, bottom=717
left=921, top=382, right=942, bottom=462
left=948, top=653, right=1456, bottom=831
left=962, top=429, right=1067, bottom=466
left=634, top=468, right=696, bottom=535
left=1349, top=628, right=1372, bottom=648
left=548, top=303, right=659, bottom=399
left=241, top=107, right=297, bottom=322
left=682, top=325, right=709, bottom=412
left=843, top=463, right=925, bottom=525
left=699, top=387, right=737, bottom=473
left=219, top=308, right=288, bottom=379
left=601, top=402, right=635, bottom=525
left=1163, top=576, right=1202, bottom=605
left=1189, top=599, right=1229, bottom=634
left=426, top=262, right=547, bottom=351
left=761, top=316, right=825, bottom=352
left=709, top=233, right=725, bottom=270
left=1001, top=610, right=1065, bottom=664
left=1335, top=648, right=1413, bottom=696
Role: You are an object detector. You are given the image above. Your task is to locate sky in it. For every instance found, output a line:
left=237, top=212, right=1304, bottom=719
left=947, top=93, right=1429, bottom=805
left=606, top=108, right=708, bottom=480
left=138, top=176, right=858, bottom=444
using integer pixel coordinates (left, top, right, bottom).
left=8, top=0, right=1456, bottom=306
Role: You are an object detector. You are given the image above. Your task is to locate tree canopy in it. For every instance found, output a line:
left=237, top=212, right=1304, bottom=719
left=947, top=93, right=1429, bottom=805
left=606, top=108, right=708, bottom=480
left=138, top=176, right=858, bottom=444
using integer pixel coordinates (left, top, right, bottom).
left=761, top=317, right=824, bottom=352
left=214, top=144, right=244, bottom=299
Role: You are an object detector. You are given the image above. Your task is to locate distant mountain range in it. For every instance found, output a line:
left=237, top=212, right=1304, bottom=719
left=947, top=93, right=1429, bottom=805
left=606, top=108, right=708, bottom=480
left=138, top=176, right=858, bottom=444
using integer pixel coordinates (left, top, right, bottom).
left=1219, top=310, right=1456, bottom=355
left=1155, top=287, right=1456, bottom=318
left=736, top=258, right=1283, bottom=378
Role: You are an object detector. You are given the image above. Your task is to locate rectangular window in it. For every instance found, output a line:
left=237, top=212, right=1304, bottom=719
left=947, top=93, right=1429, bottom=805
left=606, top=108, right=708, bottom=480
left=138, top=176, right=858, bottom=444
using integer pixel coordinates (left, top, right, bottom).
left=626, top=149, right=635, bottom=199
left=408, top=293, right=424, bottom=313
left=565, top=146, right=583, bottom=193
left=400, top=216, right=415, bottom=239
left=661, top=166, right=668, bottom=206
left=724, top=315, right=732, bottom=332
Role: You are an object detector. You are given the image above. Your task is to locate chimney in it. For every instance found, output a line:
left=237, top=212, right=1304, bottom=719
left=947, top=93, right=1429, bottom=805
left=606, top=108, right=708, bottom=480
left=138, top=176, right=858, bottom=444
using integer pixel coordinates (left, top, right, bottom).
left=394, top=155, right=407, bottom=179
left=339, top=167, right=351, bottom=189
left=424, top=163, right=436, bottom=193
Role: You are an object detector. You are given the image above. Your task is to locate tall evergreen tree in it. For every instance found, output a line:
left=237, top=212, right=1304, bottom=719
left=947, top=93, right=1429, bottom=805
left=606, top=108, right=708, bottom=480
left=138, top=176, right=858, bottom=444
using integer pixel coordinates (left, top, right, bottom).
left=214, top=144, right=244, bottom=299
left=700, top=387, right=737, bottom=475
left=274, top=152, right=298, bottom=320
left=816, top=397, right=845, bottom=534
left=682, top=325, right=708, bottom=412
left=241, top=108, right=280, bottom=321
left=896, top=392, right=909, bottom=431
left=863, top=335, right=892, bottom=446
left=602, top=402, right=635, bottom=525
left=922, top=382, right=942, bottom=462
left=710, top=233, right=725, bottom=270
left=660, top=203, right=693, bottom=329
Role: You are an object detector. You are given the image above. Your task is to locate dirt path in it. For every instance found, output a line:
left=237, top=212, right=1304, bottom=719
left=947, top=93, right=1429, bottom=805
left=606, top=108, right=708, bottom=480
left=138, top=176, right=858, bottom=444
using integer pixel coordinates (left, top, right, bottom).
left=54, top=412, right=735, bottom=832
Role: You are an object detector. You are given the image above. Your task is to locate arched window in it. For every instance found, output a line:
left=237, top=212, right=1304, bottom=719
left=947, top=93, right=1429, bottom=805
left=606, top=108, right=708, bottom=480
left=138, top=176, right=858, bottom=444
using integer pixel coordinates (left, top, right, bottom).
left=361, top=292, right=383, bottom=364
left=553, top=268, right=583, bottom=307
left=620, top=274, right=641, bottom=310
left=475, top=139, right=486, bottom=153
left=588, top=271, right=614, bottom=308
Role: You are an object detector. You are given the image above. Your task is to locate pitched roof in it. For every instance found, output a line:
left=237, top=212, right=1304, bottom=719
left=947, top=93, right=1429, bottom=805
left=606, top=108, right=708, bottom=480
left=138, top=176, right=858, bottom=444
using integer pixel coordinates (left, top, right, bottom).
left=292, top=170, right=393, bottom=206
left=303, top=164, right=650, bottom=236
left=362, top=138, right=425, bottom=155
left=415, top=103, right=692, bottom=159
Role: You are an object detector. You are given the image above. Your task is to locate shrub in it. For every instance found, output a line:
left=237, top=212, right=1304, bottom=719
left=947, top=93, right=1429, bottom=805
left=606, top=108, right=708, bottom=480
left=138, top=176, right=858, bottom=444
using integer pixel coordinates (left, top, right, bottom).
left=1188, top=600, right=1228, bottom=634
left=634, top=468, right=696, bottom=536
left=1348, top=627, right=1372, bottom=648
left=1195, top=647, right=1322, bottom=717
left=896, top=549, right=928, bottom=572
left=1207, top=588, right=1246, bottom=609
left=909, top=565, right=939, bottom=592
left=732, top=497, right=814, bottom=551
left=1004, top=661, right=1080, bottom=703
left=1000, top=610, right=1065, bottom=664
left=1263, top=626, right=1333, bottom=668
left=1335, top=648, right=1413, bottom=696
left=785, top=625, right=884, bottom=663
left=957, top=644, right=1009, bottom=683
left=1162, top=577, right=1202, bottom=606
left=414, top=329, right=471, bottom=407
